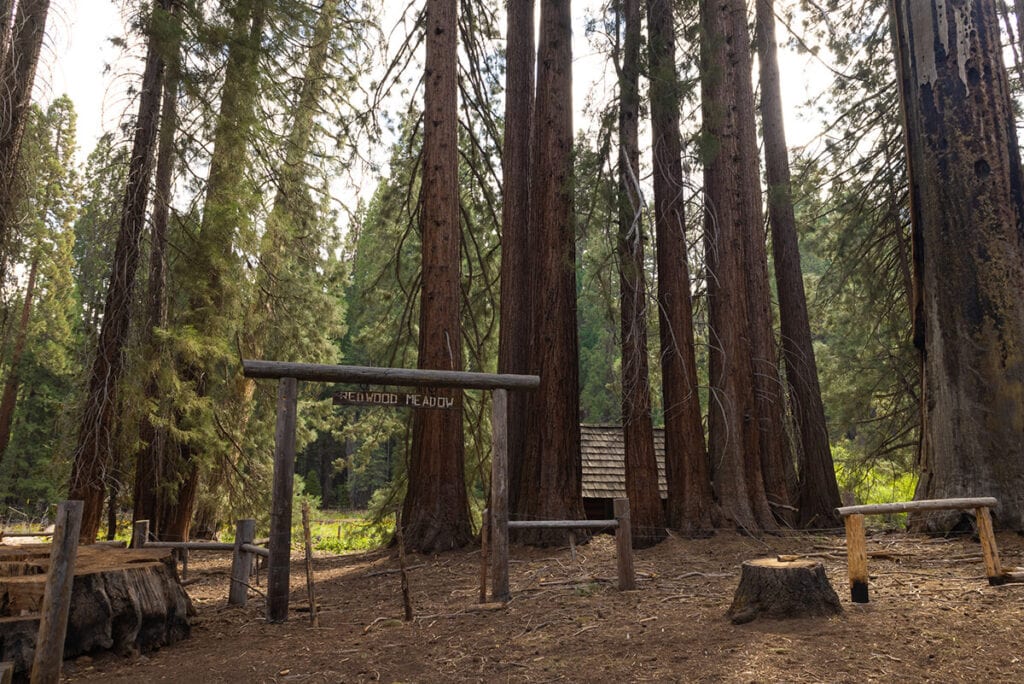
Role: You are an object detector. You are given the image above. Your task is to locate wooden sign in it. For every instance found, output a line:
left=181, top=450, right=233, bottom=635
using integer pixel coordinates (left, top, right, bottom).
left=332, top=390, right=456, bottom=410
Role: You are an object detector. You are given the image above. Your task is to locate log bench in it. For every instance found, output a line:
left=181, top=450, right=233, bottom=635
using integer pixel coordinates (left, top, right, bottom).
left=835, top=497, right=1004, bottom=603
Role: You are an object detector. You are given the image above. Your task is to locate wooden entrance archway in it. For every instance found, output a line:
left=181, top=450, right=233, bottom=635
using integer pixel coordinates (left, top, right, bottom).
left=241, top=359, right=538, bottom=622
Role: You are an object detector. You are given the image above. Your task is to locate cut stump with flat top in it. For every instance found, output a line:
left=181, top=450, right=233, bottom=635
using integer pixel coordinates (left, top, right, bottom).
left=727, top=558, right=842, bottom=625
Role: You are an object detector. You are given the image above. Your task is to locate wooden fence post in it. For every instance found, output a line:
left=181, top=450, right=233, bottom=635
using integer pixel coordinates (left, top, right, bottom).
left=30, top=500, right=84, bottom=684
left=267, top=376, right=298, bottom=623
left=131, top=519, right=149, bottom=549
left=479, top=508, right=489, bottom=603
left=1, top=661, right=12, bottom=684
left=301, top=502, right=318, bottom=626
left=975, top=506, right=1003, bottom=584
left=229, top=519, right=256, bottom=606
left=613, top=498, right=635, bottom=590
left=844, top=513, right=869, bottom=603
left=489, top=389, right=510, bottom=602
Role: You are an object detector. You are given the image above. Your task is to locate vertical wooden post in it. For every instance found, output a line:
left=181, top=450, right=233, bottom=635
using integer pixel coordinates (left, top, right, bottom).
left=301, top=501, right=318, bottom=626
left=844, top=513, right=869, bottom=603
left=479, top=508, right=489, bottom=603
left=489, top=389, right=510, bottom=602
left=131, top=519, right=149, bottom=549
left=975, top=506, right=1003, bottom=584
left=180, top=546, right=189, bottom=580
left=30, top=500, right=84, bottom=684
left=1, top=661, right=13, bottom=684
left=267, top=376, right=298, bottom=623
left=229, top=519, right=256, bottom=606
left=614, top=498, right=635, bottom=590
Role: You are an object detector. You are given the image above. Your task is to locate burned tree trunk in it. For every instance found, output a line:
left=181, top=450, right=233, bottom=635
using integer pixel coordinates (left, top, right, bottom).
left=891, top=0, right=1024, bottom=531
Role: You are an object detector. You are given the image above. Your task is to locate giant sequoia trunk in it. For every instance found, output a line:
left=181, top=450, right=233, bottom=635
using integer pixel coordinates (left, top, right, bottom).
left=647, top=0, right=715, bottom=536
left=891, top=0, right=1024, bottom=531
left=0, top=0, right=50, bottom=278
left=513, top=0, right=586, bottom=545
left=498, top=0, right=534, bottom=518
left=69, top=0, right=170, bottom=541
left=617, top=0, right=665, bottom=548
left=401, top=0, right=472, bottom=551
left=755, top=0, right=840, bottom=529
left=700, top=0, right=781, bottom=533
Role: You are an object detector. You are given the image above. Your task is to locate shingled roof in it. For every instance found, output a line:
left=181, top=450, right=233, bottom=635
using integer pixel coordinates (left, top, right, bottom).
left=580, top=424, right=667, bottom=500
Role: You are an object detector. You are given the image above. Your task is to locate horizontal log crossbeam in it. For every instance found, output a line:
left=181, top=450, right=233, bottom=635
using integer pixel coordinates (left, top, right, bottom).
left=836, top=497, right=1004, bottom=604
left=506, top=520, right=618, bottom=530
left=242, top=359, right=540, bottom=391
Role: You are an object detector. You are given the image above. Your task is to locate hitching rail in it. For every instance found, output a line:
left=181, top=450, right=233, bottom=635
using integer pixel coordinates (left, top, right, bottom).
left=835, top=497, right=1002, bottom=603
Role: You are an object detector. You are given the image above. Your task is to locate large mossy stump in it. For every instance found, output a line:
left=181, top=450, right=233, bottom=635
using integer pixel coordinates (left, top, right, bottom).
left=727, top=558, right=842, bottom=625
left=0, top=543, right=193, bottom=676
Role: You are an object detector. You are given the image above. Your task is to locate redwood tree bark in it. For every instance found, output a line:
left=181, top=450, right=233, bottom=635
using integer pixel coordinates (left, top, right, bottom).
left=68, top=0, right=170, bottom=542
left=513, top=0, right=586, bottom=545
left=647, top=0, right=715, bottom=536
left=0, top=0, right=50, bottom=279
left=401, top=0, right=472, bottom=551
left=617, top=0, right=665, bottom=548
left=498, top=0, right=534, bottom=519
left=700, top=0, right=779, bottom=532
left=755, top=0, right=840, bottom=528
left=891, top=0, right=1024, bottom=531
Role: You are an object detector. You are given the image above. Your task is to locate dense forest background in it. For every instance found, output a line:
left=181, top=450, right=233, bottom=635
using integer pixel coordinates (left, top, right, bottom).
left=1, top=0, right=1022, bottom=545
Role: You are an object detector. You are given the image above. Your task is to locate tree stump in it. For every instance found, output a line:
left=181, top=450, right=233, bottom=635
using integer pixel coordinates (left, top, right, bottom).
left=726, top=558, right=842, bottom=625
left=0, top=543, right=192, bottom=676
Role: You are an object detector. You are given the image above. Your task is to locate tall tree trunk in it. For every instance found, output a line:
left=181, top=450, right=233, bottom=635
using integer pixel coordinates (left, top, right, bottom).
left=755, top=0, right=840, bottom=528
left=0, top=0, right=50, bottom=281
left=0, top=255, right=37, bottom=463
left=68, top=0, right=170, bottom=542
left=647, top=0, right=715, bottom=536
left=891, top=0, right=1024, bottom=531
left=700, top=0, right=779, bottom=533
left=401, top=0, right=472, bottom=551
left=513, top=0, right=585, bottom=545
left=498, top=0, right=534, bottom=518
left=617, top=0, right=665, bottom=548
left=133, top=6, right=180, bottom=537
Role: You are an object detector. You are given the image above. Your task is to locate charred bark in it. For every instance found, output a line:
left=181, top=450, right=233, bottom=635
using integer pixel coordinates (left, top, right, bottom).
left=891, top=0, right=1024, bottom=531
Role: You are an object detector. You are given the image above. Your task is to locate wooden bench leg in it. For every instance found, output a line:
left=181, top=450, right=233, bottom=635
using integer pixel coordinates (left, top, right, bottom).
left=975, top=506, right=1004, bottom=585
left=844, top=514, right=869, bottom=603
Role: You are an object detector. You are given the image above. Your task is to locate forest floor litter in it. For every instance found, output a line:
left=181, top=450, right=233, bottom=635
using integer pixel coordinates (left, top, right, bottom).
left=63, top=529, right=1024, bottom=682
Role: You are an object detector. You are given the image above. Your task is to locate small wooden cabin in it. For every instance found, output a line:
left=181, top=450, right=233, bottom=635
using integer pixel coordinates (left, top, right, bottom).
left=580, top=424, right=667, bottom=519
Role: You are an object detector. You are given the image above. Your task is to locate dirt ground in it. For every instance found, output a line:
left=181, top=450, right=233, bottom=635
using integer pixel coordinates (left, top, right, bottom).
left=63, top=528, right=1024, bottom=683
